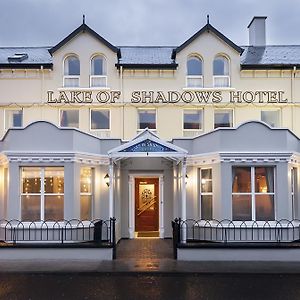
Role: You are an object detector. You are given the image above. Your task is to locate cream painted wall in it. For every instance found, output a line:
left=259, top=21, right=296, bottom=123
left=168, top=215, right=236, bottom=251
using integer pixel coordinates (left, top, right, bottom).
left=1, top=29, right=300, bottom=141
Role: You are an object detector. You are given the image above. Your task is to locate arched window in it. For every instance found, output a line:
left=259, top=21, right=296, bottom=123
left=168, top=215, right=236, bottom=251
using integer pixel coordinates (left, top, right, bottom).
left=213, top=55, right=230, bottom=87
left=186, top=56, right=203, bottom=88
left=63, top=55, right=80, bottom=87
left=90, top=55, right=107, bottom=87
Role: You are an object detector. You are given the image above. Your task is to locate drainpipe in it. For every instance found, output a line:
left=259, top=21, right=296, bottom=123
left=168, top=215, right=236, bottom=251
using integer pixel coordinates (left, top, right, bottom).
left=120, top=65, right=125, bottom=140
left=291, top=66, right=296, bottom=131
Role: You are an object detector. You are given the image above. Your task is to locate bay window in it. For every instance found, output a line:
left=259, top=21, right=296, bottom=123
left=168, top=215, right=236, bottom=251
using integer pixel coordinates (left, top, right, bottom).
left=200, top=168, right=213, bottom=220
left=232, top=166, right=275, bottom=221
left=80, top=167, right=93, bottom=220
left=21, top=167, right=64, bottom=221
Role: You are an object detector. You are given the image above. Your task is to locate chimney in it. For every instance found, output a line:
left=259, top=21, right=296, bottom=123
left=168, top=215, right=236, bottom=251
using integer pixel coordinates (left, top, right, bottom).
left=248, top=16, right=267, bottom=46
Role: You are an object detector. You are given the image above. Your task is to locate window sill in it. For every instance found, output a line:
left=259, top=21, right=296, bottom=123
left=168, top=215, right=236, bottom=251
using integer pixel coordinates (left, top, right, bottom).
left=183, top=87, right=236, bottom=91
left=58, top=87, right=111, bottom=91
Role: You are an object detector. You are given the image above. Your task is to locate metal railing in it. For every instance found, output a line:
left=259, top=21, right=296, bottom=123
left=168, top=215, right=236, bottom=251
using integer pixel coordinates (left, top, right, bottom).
left=0, top=218, right=116, bottom=252
left=172, top=218, right=300, bottom=259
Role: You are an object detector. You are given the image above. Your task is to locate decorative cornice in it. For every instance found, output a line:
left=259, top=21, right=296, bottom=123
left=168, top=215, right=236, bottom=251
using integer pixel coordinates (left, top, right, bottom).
left=219, top=152, right=293, bottom=163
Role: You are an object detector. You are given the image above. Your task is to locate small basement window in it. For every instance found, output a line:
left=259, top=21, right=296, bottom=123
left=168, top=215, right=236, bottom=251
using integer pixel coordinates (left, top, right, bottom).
left=7, top=53, right=28, bottom=62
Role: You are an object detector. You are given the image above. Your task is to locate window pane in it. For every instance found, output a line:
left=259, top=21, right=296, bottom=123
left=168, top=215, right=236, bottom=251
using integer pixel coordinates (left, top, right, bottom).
left=138, top=110, right=156, bottom=129
left=187, top=57, right=202, bottom=75
left=60, top=110, right=79, bottom=128
left=5, top=110, right=23, bottom=128
left=201, top=169, right=212, bottom=179
left=64, top=77, right=79, bottom=88
left=214, top=110, right=233, bottom=128
left=65, top=56, right=80, bottom=75
left=21, top=195, right=40, bottom=221
left=92, top=57, right=104, bottom=75
left=22, top=167, right=41, bottom=194
left=232, top=195, right=252, bottom=221
left=213, top=57, right=228, bottom=75
left=232, top=167, right=251, bottom=193
left=45, top=195, right=64, bottom=221
left=80, top=168, right=92, bottom=193
left=45, top=167, right=64, bottom=194
left=255, top=195, right=275, bottom=221
left=184, top=110, right=202, bottom=130
left=81, top=195, right=92, bottom=220
left=201, top=195, right=212, bottom=220
left=91, top=110, right=110, bottom=130
left=255, top=167, right=274, bottom=193
left=261, top=111, right=280, bottom=127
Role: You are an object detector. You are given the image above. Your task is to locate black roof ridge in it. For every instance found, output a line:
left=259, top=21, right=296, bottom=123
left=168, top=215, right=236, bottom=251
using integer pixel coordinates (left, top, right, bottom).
left=118, top=46, right=176, bottom=48
left=49, top=23, right=118, bottom=55
left=241, top=44, right=300, bottom=47
left=175, top=23, right=243, bottom=55
left=0, top=46, right=52, bottom=49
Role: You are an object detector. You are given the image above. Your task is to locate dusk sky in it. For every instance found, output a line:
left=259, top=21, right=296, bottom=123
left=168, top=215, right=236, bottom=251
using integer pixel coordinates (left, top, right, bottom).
left=0, top=0, right=300, bottom=47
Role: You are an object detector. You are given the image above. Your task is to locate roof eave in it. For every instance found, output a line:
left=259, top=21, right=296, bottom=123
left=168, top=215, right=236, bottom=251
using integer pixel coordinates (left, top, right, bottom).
left=175, top=23, right=243, bottom=55
left=115, top=63, right=178, bottom=70
left=241, top=64, right=300, bottom=70
left=49, top=23, right=118, bottom=55
left=0, top=63, right=53, bottom=70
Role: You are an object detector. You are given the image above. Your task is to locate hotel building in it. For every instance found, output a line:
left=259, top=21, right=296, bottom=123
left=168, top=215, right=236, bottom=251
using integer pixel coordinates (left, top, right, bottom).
left=1, top=16, right=300, bottom=245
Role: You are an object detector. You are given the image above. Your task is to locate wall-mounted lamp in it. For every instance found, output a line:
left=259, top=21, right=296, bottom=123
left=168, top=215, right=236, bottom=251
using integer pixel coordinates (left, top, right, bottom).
left=104, top=173, right=110, bottom=187
left=185, top=174, right=189, bottom=185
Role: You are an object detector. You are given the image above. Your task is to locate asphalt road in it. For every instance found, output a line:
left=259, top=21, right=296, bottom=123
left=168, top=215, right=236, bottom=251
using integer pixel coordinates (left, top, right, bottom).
left=0, top=273, right=300, bottom=300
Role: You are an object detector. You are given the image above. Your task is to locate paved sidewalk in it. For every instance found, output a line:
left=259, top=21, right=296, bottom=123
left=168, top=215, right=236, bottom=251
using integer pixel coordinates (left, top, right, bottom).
left=1, top=239, right=300, bottom=274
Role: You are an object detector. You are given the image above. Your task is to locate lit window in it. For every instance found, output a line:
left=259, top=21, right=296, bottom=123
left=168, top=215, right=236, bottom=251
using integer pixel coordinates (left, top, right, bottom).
left=214, top=109, right=233, bottom=128
left=90, top=55, right=107, bottom=87
left=63, top=55, right=80, bottom=87
left=183, top=109, right=203, bottom=130
left=200, top=168, right=213, bottom=220
left=138, top=109, right=156, bottom=130
left=232, top=166, right=275, bottom=221
left=5, top=109, right=23, bottom=129
left=186, top=56, right=203, bottom=88
left=21, top=167, right=64, bottom=221
left=60, top=110, right=79, bottom=128
left=213, top=55, right=230, bottom=87
left=80, top=167, right=93, bottom=220
left=261, top=110, right=280, bottom=127
left=90, top=109, right=110, bottom=130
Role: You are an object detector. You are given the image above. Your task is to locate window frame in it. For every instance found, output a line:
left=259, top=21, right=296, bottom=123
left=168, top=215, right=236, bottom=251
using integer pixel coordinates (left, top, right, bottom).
left=90, top=54, right=107, bottom=88
left=199, top=168, right=213, bottom=220
left=213, top=55, right=230, bottom=88
left=80, top=167, right=94, bottom=220
left=261, top=109, right=281, bottom=128
left=232, top=166, right=276, bottom=221
left=89, top=109, right=111, bottom=131
left=291, top=167, right=297, bottom=219
left=63, top=54, right=80, bottom=88
left=4, top=108, right=23, bottom=130
left=137, top=108, right=157, bottom=131
left=59, top=109, right=80, bottom=128
left=182, top=109, right=204, bottom=131
left=20, top=166, right=64, bottom=221
left=214, top=108, right=234, bottom=129
left=186, top=55, right=203, bottom=88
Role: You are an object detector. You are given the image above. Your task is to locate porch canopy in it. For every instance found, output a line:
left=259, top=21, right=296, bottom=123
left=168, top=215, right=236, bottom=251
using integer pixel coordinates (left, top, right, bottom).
left=107, top=129, right=188, bottom=221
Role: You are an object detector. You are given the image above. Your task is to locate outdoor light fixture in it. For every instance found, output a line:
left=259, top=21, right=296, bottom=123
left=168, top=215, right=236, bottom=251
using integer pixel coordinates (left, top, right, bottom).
left=185, top=174, right=189, bottom=185
left=104, top=173, right=110, bottom=187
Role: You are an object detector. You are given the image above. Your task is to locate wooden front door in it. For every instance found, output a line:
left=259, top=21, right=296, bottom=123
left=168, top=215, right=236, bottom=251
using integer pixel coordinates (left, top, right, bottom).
left=135, top=178, right=159, bottom=232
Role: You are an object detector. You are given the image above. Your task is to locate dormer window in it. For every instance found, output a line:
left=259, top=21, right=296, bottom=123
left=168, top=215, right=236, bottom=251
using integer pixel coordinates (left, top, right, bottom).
left=186, top=56, right=203, bottom=88
left=63, top=55, right=80, bottom=87
left=213, top=55, right=230, bottom=87
left=90, top=55, right=107, bottom=87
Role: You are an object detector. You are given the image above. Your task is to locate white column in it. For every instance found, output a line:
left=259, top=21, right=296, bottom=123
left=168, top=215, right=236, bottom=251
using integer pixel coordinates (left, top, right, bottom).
left=128, top=175, right=135, bottom=239
left=181, top=158, right=187, bottom=243
left=109, top=159, right=114, bottom=219
left=181, top=158, right=187, bottom=221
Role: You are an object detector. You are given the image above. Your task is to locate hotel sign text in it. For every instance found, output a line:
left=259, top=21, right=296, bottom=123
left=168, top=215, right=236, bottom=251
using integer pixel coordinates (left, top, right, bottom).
left=47, top=90, right=288, bottom=104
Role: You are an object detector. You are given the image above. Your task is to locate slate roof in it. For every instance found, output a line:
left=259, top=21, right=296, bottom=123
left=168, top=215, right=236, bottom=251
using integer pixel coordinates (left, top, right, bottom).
left=116, top=46, right=177, bottom=69
left=240, top=45, right=300, bottom=69
left=0, top=47, right=52, bottom=69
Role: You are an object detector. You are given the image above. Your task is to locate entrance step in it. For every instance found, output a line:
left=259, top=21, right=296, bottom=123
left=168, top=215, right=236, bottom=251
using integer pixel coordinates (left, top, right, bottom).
left=136, top=231, right=159, bottom=238
left=116, top=238, right=173, bottom=260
